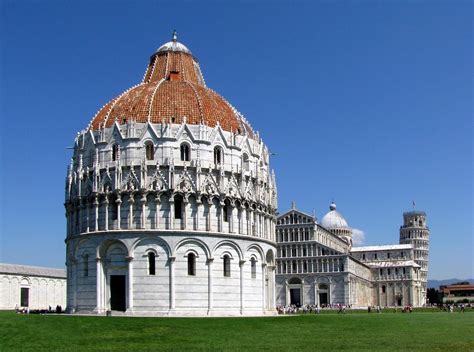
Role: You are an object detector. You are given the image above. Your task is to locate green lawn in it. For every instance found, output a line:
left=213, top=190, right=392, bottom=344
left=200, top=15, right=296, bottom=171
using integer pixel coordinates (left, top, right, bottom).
left=0, top=311, right=472, bottom=351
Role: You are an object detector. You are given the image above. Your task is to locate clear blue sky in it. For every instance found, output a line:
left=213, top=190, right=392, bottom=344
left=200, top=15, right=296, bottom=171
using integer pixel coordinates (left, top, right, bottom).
left=0, top=1, right=472, bottom=279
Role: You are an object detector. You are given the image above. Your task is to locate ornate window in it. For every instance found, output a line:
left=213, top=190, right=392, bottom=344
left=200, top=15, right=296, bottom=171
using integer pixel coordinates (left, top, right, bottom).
left=187, top=253, right=196, bottom=276
left=148, top=252, right=156, bottom=275
left=214, top=146, right=223, bottom=165
left=145, top=142, right=154, bottom=160
left=223, top=255, right=231, bottom=277
left=250, top=258, right=257, bottom=279
left=382, top=285, right=386, bottom=293
left=180, top=143, right=190, bottom=161
left=112, top=144, right=119, bottom=161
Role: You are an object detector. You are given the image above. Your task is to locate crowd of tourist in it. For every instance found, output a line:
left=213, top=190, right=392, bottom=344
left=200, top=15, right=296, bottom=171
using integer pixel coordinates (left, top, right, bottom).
left=15, top=305, right=63, bottom=315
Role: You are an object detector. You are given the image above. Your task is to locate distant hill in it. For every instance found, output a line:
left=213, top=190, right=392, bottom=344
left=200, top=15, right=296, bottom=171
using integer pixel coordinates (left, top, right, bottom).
left=428, top=279, right=473, bottom=288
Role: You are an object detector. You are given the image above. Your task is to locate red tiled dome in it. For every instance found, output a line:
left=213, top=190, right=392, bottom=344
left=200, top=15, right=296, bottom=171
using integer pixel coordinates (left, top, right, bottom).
left=89, top=35, right=254, bottom=137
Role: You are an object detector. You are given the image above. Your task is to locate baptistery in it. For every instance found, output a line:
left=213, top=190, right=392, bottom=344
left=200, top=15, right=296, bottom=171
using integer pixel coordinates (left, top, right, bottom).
left=65, top=32, right=278, bottom=316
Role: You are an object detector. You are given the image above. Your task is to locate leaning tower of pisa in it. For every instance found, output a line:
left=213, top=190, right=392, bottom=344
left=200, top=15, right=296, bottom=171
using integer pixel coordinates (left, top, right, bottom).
left=399, top=211, right=429, bottom=303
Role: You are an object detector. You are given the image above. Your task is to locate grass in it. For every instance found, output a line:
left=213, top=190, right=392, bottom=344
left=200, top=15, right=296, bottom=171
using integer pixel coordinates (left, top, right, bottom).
left=0, top=310, right=472, bottom=351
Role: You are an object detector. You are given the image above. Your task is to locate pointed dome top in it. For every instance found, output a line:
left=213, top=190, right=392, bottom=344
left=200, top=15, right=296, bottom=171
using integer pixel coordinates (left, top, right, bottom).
left=155, top=30, right=192, bottom=55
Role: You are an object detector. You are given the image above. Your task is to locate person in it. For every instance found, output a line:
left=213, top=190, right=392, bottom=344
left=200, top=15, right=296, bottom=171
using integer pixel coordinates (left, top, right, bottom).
left=316, top=305, right=320, bottom=314
left=368, top=305, right=371, bottom=313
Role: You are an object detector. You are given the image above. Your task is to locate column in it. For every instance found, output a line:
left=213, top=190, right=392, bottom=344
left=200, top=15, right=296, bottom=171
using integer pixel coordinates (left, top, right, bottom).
left=229, top=203, right=234, bottom=233
left=95, top=257, right=103, bottom=313
left=207, top=258, right=214, bottom=314
left=314, top=282, right=319, bottom=305
left=140, top=193, right=146, bottom=229
left=195, top=198, right=201, bottom=231
left=285, top=280, right=290, bottom=306
left=104, top=196, right=109, bottom=231
left=238, top=205, right=244, bottom=234
left=126, top=256, right=134, bottom=311
left=154, top=196, right=161, bottom=229
left=262, top=263, right=267, bottom=310
left=206, top=200, right=211, bottom=231
left=128, top=194, right=134, bottom=229
left=169, top=199, right=174, bottom=230
left=116, top=195, right=122, bottom=230
left=218, top=202, right=223, bottom=232
left=247, top=208, right=252, bottom=235
left=94, top=196, right=99, bottom=231
left=301, top=279, right=305, bottom=306
left=239, top=260, right=245, bottom=314
left=271, top=266, right=276, bottom=309
left=78, top=199, right=83, bottom=234
left=169, top=256, right=176, bottom=310
left=84, top=200, right=89, bottom=233
left=183, top=198, right=188, bottom=230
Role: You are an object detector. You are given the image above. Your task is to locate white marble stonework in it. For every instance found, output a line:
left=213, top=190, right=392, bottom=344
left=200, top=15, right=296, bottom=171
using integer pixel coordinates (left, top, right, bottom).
left=275, top=203, right=429, bottom=308
left=0, top=263, right=66, bottom=310
left=65, top=34, right=278, bottom=316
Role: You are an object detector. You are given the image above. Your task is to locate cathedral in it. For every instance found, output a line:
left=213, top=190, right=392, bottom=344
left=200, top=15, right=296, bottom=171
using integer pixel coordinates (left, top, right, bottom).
left=275, top=202, right=429, bottom=308
left=64, top=32, right=429, bottom=316
left=64, top=32, right=277, bottom=316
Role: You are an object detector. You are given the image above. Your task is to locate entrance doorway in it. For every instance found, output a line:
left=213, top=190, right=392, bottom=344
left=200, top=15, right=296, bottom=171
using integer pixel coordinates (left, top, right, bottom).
left=290, top=288, right=301, bottom=307
left=20, top=287, right=29, bottom=307
left=318, top=283, right=329, bottom=306
left=319, top=292, right=328, bottom=305
left=110, top=275, right=126, bottom=311
left=397, top=297, right=402, bottom=306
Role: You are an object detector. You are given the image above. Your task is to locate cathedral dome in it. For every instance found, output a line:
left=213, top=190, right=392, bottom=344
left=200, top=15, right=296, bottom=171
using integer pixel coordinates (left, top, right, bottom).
left=320, top=202, right=351, bottom=231
left=88, top=31, right=254, bottom=137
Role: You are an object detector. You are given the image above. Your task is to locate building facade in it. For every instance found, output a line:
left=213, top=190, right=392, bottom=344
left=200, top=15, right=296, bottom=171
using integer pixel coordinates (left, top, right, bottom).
left=0, top=263, right=66, bottom=310
left=64, top=33, right=277, bottom=316
left=275, top=203, right=429, bottom=308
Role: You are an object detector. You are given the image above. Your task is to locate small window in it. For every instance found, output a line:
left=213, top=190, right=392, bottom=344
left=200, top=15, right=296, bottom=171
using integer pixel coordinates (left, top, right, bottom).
left=148, top=252, right=156, bottom=275
left=292, top=261, right=297, bottom=272
left=387, top=252, right=390, bottom=259
left=180, top=143, right=190, bottom=161
left=187, top=253, right=196, bottom=276
left=374, top=253, right=378, bottom=260
left=251, top=258, right=257, bottom=279
left=382, top=285, right=386, bottom=293
left=362, top=254, right=366, bottom=260
left=145, top=142, right=154, bottom=160
left=214, top=146, right=223, bottom=165
left=242, top=153, right=249, bottom=171
left=174, top=197, right=183, bottom=219
left=400, top=251, right=404, bottom=258
left=403, top=267, right=406, bottom=275
left=380, top=268, right=382, bottom=275
left=388, top=268, right=391, bottom=275
left=223, top=255, right=231, bottom=277
left=112, top=144, right=119, bottom=161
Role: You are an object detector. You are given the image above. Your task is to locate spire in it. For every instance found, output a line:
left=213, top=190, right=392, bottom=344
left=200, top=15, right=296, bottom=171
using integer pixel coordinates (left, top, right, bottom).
left=291, top=201, right=296, bottom=210
left=329, top=201, right=336, bottom=211
left=172, top=30, right=178, bottom=42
